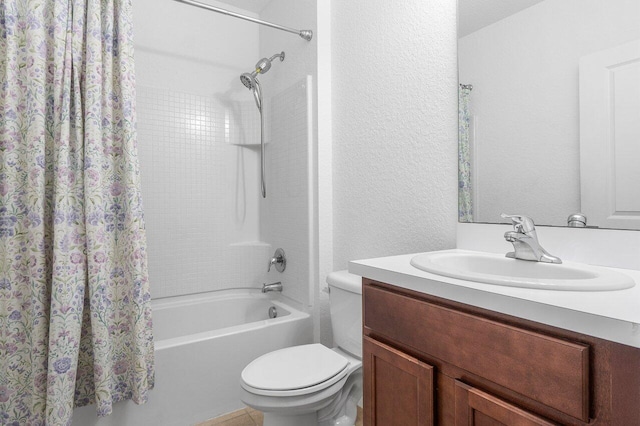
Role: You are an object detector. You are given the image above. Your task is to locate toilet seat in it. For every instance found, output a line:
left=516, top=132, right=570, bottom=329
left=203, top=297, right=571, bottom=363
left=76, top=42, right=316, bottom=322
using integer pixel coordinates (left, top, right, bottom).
left=241, top=344, right=352, bottom=397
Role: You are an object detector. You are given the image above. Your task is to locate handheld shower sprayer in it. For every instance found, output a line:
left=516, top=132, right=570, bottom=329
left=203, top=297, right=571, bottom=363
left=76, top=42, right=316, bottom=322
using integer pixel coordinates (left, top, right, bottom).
left=240, top=51, right=285, bottom=90
left=239, top=51, right=285, bottom=199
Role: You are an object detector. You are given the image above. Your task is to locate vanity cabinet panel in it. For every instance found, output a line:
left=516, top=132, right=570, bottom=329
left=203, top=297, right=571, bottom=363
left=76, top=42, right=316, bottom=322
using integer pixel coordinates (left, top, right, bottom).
left=363, top=284, right=589, bottom=421
left=454, top=381, right=557, bottom=426
left=362, top=279, right=640, bottom=425
left=363, top=336, right=435, bottom=426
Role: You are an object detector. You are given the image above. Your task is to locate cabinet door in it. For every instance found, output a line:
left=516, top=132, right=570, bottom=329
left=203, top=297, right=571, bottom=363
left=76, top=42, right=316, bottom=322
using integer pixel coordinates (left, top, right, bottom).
left=363, top=336, right=434, bottom=425
left=454, top=381, right=558, bottom=426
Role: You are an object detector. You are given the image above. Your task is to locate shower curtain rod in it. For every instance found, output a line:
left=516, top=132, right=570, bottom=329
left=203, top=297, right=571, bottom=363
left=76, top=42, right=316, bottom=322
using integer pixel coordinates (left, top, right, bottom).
left=172, top=0, right=313, bottom=41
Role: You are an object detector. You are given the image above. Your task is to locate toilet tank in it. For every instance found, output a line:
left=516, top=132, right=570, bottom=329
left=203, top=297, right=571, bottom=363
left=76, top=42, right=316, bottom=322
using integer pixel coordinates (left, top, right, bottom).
left=327, top=271, right=362, bottom=358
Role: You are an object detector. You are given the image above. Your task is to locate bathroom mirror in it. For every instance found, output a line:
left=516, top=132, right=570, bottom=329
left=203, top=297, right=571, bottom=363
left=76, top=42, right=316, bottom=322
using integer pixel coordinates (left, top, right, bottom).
left=458, top=0, right=640, bottom=230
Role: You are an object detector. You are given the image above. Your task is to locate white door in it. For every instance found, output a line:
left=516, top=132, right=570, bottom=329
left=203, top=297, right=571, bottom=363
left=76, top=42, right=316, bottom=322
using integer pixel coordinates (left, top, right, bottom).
left=580, top=39, right=640, bottom=230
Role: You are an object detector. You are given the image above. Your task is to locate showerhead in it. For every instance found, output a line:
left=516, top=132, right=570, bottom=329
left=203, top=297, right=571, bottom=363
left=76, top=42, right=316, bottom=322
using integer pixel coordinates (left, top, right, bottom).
left=240, top=71, right=257, bottom=89
left=240, top=51, right=285, bottom=90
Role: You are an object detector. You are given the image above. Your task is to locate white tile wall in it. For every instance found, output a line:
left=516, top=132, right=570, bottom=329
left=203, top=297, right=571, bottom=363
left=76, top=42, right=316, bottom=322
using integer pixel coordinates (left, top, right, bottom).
left=137, top=85, right=270, bottom=298
left=227, top=101, right=262, bottom=146
left=131, top=0, right=314, bottom=307
left=260, top=78, right=311, bottom=306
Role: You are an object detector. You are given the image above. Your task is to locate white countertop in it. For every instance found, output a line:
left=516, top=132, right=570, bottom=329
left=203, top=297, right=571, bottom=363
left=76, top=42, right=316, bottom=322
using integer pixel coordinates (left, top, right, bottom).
left=349, top=249, right=640, bottom=348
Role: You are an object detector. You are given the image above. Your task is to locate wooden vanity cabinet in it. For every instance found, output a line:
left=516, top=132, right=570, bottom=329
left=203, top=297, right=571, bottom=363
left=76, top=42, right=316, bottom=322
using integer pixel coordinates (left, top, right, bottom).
left=362, top=279, right=640, bottom=426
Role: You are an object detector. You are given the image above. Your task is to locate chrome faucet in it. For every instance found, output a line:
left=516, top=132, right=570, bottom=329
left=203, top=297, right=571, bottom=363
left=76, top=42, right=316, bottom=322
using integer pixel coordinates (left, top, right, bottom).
left=262, top=281, right=283, bottom=293
left=501, top=214, right=562, bottom=264
left=268, top=248, right=286, bottom=272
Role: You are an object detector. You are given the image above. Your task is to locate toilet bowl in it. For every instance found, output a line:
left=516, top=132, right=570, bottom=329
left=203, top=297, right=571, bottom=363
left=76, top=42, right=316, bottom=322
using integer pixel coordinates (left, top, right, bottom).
left=239, top=271, right=362, bottom=426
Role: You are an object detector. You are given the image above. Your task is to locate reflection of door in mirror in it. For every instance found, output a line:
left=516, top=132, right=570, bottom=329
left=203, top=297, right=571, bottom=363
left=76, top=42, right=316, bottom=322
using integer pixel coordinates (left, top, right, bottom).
left=580, top=40, right=640, bottom=230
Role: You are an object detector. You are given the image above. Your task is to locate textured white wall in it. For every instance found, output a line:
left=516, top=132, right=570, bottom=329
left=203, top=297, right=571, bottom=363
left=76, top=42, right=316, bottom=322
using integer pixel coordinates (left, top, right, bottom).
left=331, top=0, right=459, bottom=271
left=323, top=0, right=458, bottom=345
left=459, top=0, right=640, bottom=226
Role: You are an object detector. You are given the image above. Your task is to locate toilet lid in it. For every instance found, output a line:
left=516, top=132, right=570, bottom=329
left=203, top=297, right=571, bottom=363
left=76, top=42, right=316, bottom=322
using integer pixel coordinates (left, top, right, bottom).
left=241, top=344, right=349, bottom=391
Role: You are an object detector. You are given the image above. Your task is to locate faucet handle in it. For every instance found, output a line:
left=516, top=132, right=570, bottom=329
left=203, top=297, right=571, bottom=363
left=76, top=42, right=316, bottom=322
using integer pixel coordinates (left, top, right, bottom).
left=501, top=213, right=537, bottom=236
left=268, top=248, right=286, bottom=272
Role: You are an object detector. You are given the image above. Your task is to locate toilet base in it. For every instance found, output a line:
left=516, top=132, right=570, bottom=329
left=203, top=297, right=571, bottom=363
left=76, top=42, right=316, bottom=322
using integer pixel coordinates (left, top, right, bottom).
left=318, top=369, right=361, bottom=426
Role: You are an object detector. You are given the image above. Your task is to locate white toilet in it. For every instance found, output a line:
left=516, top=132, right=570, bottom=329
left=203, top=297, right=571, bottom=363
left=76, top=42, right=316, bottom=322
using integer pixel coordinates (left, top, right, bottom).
left=240, top=270, right=363, bottom=426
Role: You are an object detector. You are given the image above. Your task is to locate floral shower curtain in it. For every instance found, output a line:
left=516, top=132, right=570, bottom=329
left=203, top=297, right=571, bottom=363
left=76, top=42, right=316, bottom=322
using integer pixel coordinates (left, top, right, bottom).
left=458, top=84, right=473, bottom=222
left=0, top=0, right=154, bottom=424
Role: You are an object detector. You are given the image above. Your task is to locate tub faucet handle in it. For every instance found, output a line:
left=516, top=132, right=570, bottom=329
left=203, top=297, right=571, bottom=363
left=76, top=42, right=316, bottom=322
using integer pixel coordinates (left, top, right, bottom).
left=268, top=248, right=286, bottom=272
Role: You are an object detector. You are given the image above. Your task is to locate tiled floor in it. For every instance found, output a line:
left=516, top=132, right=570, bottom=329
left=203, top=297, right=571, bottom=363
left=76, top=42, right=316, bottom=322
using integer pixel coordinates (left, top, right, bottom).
left=197, top=407, right=262, bottom=426
left=198, top=407, right=364, bottom=426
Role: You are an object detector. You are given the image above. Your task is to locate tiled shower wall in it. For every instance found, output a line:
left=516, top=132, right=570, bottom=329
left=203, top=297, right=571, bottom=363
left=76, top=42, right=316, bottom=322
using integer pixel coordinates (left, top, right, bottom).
left=137, top=86, right=271, bottom=299
left=132, top=0, right=314, bottom=304
left=260, top=77, right=311, bottom=306
left=259, top=0, right=318, bottom=310
left=136, top=81, right=311, bottom=301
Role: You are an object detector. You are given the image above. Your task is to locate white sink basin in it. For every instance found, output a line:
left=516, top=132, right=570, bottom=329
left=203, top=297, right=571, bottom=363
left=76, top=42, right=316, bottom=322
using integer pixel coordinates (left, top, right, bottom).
left=410, top=250, right=635, bottom=291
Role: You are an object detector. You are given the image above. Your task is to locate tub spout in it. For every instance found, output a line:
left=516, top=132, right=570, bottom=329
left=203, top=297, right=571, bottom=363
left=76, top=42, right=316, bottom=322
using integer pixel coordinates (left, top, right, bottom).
left=262, top=282, right=283, bottom=293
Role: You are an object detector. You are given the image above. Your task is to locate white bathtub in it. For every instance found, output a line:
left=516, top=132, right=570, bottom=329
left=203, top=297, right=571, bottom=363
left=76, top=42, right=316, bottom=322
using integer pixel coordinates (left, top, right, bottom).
left=73, top=290, right=312, bottom=425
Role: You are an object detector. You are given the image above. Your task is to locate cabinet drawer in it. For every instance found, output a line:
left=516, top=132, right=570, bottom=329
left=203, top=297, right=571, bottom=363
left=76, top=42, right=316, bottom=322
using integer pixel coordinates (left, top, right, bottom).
left=364, top=284, right=590, bottom=421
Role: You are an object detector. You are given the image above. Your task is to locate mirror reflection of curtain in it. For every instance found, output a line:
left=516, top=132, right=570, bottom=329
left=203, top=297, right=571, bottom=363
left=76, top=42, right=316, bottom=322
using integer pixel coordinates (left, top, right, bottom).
left=458, top=85, right=473, bottom=222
